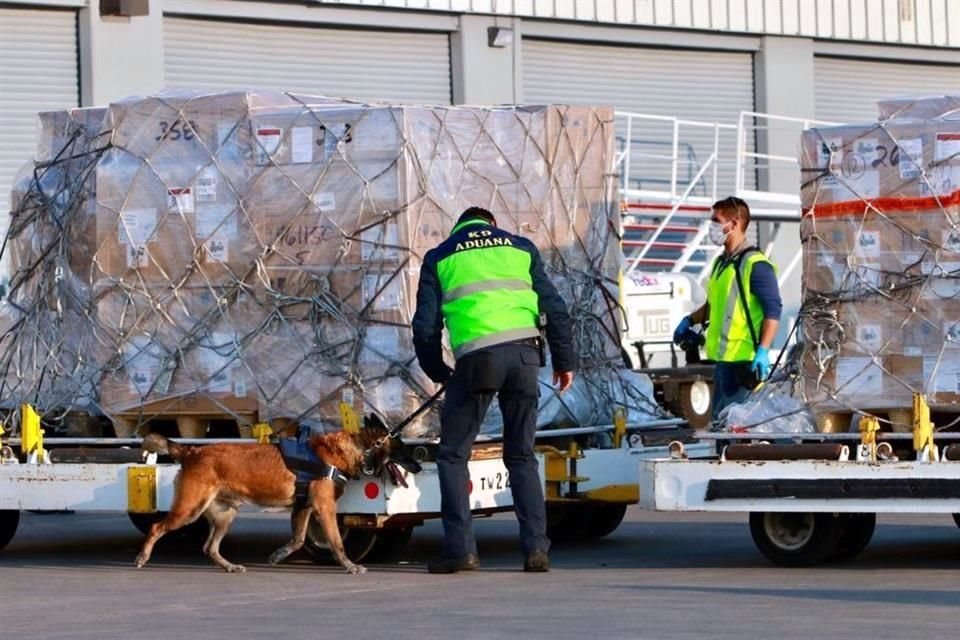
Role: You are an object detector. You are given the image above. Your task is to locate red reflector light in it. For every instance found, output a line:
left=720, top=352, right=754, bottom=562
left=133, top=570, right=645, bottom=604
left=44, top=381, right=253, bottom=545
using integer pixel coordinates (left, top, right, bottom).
left=364, top=482, right=380, bottom=500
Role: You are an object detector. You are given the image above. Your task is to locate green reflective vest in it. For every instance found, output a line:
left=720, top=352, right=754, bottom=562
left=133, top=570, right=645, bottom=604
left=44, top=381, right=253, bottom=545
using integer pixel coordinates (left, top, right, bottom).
left=437, top=219, right=541, bottom=358
left=704, top=249, right=775, bottom=363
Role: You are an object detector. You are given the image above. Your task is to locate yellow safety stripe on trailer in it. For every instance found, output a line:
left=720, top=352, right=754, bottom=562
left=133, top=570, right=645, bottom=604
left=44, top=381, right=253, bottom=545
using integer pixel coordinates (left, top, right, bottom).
left=127, top=466, right=158, bottom=513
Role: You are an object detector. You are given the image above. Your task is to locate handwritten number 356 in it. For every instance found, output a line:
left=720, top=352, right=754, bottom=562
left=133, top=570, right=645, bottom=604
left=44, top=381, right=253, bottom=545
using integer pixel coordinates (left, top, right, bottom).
left=155, top=120, right=197, bottom=142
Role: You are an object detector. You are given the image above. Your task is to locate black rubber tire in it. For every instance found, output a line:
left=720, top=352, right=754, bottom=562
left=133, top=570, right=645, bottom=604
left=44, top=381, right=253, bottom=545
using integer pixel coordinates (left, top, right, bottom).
left=749, top=512, right=841, bottom=567
left=583, top=504, right=628, bottom=540
left=0, top=510, right=20, bottom=551
left=830, top=513, right=876, bottom=563
left=367, top=526, right=414, bottom=562
left=679, top=381, right=713, bottom=430
left=299, top=512, right=379, bottom=565
left=546, top=503, right=592, bottom=543
left=128, top=512, right=210, bottom=540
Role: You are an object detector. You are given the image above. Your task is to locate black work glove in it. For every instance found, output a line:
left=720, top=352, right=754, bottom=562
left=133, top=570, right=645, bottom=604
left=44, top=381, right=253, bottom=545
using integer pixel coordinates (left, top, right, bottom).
left=427, top=364, right=453, bottom=384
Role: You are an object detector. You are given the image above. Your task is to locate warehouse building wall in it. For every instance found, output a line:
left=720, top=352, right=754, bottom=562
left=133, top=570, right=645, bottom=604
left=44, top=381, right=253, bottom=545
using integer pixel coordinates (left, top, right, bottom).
left=2, top=0, right=960, bottom=321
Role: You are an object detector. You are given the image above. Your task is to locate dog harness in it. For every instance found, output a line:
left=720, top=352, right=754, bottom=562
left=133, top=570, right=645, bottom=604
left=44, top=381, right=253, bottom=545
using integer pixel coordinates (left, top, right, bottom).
left=278, top=436, right=349, bottom=506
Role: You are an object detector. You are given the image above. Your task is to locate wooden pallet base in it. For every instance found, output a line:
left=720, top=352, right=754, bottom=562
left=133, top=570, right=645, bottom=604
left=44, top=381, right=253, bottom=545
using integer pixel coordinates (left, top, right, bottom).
left=816, top=407, right=960, bottom=434
left=110, top=413, right=299, bottom=439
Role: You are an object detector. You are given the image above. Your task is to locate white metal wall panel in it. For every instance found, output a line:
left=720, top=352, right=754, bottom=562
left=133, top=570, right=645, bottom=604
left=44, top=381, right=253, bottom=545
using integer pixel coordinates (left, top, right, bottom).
left=163, top=17, right=452, bottom=104
left=0, top=8, right=79, bottom=218
left=815, top=56, right=960, bottom=124
left=523, top=38, right=755, bottom=195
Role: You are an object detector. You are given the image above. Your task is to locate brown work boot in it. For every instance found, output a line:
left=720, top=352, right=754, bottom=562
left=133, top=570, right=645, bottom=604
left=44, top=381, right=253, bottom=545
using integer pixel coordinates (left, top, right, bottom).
left=523, top=549, right=550, bottom=572
left=427, top=553, right=480, bottom=574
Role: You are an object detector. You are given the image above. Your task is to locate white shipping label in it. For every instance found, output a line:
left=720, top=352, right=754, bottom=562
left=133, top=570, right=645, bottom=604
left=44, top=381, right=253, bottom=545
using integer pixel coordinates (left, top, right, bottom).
left=923, top=357, right=960, bottom=394
left=835, top=357, right=883, bottom=397
left=936, top=133, right=960, bottom=161
left=129, top=368, right=159, bottom=396
left=922, top=261, right=960, bottom=299
left=342, top=387, right=355, bottom=407
left=291, top=126, right=314, bottom=164
left=205, top=236, right=229, bottom=263
left=233, top=379, right=247, bottom=398
left=857, top=324, right=883, bottom=351
left=167, top=187, right=195, bottom=214
left=127, top=244, right=150, bottom=268
left=944, top=321, right=960, bottom=345
left=844, top=170, right=880, bottom=199
left=370, top=377, right=406, bottom=414
left=256, top=127, right=282, bottom=164
left=196, top=205, right=235, bottom=238
left=124, top=338, right=164, bottom=395
left=200, top=332, right=235, bottom=393
left=920, top=164, right=960, bottom=197
left=208, top=369, right=232, bottom=394
left=851, top=138, right=880, bottom=165
left=325, top=123, right=351, bottom=159
left=899, top=138, right=924, bottom=179
left=815, top=251, right=834, bottom=267
left=312, top=192, right=336, bottom=213
left=361, top=326, right=403, bottom=364
left=943, top=229, right=960, bottom=254
left=855, top=230, right=881, bottom=257
left=818, top=137, right=843, bottom=172
left=363, top=274, right=403, bottom=311
left=361, top=222, right=400, bottom=261
left=119, top=208, right=157, bottom=246
left=853, top=262, right=881, bottom=288
left=196, top=166, right=218, bottom=202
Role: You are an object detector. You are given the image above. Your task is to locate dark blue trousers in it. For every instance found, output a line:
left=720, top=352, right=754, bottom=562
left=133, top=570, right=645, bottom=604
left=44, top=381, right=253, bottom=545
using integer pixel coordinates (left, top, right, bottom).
left=712, top=361, right=753, bottom=423
left=436, top=342, right=549, bottom=558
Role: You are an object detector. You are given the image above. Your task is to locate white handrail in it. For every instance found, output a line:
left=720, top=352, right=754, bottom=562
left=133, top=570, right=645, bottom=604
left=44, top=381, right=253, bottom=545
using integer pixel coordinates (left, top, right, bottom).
left=625, top=151, right=718, bottom=276
left=616, top=108, right=831, bottom=279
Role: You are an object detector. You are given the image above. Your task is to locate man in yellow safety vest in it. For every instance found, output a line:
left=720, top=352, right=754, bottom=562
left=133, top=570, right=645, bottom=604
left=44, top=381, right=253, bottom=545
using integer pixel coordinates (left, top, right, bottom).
left=673, top=196, right=782, bottom=424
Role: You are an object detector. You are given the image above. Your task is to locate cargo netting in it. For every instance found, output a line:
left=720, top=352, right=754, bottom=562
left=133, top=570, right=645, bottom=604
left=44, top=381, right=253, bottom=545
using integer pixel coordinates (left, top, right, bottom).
left=2, top=90, right=664, bottom=438
left=797, top=94, right=960, bottom=430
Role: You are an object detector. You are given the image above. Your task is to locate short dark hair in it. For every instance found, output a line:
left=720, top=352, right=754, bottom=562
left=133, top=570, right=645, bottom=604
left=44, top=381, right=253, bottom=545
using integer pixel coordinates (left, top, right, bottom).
left=457, top=206, right=497, bottom=226
left=712, top=196, right=750, bottom=231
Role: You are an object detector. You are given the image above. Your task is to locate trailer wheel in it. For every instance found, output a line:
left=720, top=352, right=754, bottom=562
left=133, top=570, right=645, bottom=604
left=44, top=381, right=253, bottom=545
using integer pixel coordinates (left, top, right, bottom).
left=299, top=513, right=396, bottom=564
left=367, top=526, right=414, bottom=562
left=830, top=513, right=876, bottom=563
left=0, top=510, right=19, bottom=551
left=584, top=504, right=628, bottom=539
left=546, top=503, right=592, bottom=543
left=749, top=512, right=840, bottom=567
left=128, top=512, right=210, bottom=540
left=679, top=381, right=712, bottom=429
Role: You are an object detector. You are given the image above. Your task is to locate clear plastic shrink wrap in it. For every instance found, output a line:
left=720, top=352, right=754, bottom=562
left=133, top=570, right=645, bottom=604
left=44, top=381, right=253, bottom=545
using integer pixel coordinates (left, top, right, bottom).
left=2, top=90, right=659, bottom=436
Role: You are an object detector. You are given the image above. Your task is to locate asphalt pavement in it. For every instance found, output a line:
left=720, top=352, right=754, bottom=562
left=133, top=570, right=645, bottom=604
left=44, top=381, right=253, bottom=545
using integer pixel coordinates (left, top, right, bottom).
left=2, top=509, right=960, bottom=639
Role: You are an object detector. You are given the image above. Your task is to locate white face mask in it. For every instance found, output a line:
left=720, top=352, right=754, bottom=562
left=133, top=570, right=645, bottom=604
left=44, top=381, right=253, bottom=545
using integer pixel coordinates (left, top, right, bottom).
left=708, top=221, right=731, bottom=245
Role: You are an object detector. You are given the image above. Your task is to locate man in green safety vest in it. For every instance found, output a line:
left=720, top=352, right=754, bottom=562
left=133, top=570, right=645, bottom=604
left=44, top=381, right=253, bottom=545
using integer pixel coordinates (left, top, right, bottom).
left=412, top=207, right=576, bottom=574
left=673, top=196, right=782, bottom=424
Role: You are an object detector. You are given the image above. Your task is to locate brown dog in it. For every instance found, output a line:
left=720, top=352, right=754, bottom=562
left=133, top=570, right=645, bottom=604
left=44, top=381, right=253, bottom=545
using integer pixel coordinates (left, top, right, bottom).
left=134, top=419, right=394, bottom=574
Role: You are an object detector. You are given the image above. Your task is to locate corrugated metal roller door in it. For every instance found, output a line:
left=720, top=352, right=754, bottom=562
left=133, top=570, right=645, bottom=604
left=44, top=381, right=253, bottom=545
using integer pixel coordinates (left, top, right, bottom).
left=164, top=17, right=452, bottom=104
left=523, top=39, right=756, bottom=196
left=0, top=7, right=79, bottom=223
left=816, top=57, right=960, bottom=124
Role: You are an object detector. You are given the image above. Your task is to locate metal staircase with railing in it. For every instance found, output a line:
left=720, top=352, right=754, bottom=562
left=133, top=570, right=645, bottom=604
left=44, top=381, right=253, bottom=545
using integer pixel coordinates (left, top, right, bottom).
left=616, top=110, right=836, bottom=285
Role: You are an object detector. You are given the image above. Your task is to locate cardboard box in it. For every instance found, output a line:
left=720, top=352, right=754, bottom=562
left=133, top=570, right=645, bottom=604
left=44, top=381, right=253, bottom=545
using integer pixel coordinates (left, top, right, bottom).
left=6, top=90, right=620, bottom=435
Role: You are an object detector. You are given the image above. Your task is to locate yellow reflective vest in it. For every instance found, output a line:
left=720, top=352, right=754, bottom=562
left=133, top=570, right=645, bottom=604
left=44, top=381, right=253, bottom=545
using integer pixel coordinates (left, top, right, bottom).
left=704, top=248, right=776, bottom=363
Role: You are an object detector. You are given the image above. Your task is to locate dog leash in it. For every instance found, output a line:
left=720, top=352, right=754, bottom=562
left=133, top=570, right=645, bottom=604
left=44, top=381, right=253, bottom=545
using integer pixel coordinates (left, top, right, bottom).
left=361, top=384, right=447, bottom=475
